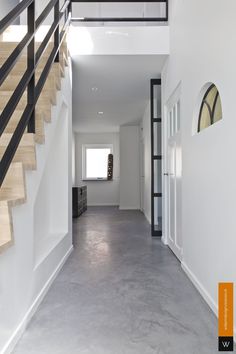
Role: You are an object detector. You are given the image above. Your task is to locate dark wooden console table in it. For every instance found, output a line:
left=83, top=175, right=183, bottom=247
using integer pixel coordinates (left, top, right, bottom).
left=73, top=186, right=87, bottom=218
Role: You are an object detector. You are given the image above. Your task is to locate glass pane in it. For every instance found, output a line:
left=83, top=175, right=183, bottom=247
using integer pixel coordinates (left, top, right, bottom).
left=102, top=3, right=143, bottom=17
left=171, top=108, right=175, bottom=136
left=72, top=2, right=164, bottom=19
left=145, top=3, right=164, bottom=18
left=154, top=197, right=162, bottom=229
left=199, top=103, right=211, bottom=131
left=173, top=104, right=177, bottom=135
left=169, top=110, right=173, bottom=137
left=153, top=85, right=161, bottom=119
left=176, top=100, right=180, bottom=131
left=153, top=122, right=161, bottom=156
left=154, top=160, right=162, bottom=194
left=86, top=148, right=111, bottom=178
left=213, top=94, right=223, bottom=123
left=205, top=85, right=218, bottom=110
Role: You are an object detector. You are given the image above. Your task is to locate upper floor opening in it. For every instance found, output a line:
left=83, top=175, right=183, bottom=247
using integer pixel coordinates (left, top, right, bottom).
left=71, top=0, right=168, bottom=25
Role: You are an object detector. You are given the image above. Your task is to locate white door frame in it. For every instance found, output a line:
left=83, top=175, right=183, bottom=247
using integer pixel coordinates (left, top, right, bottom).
left=162, top=83, right=183, bottom=260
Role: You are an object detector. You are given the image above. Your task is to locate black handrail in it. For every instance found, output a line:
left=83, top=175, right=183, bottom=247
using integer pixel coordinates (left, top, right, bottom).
left=71, top=16, right=167, bottom=22
left=0, top=0, right=71, bottom=187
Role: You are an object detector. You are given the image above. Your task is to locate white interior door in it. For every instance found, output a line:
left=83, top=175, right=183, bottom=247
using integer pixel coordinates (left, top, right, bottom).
left=165, top=99, right=182, bottom=260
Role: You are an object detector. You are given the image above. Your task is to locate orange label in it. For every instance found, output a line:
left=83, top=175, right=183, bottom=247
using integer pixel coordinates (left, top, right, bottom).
left=218, top=283, right=234, bottom=337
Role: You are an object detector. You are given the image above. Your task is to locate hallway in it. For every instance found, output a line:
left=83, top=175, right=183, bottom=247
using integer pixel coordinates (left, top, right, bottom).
left=14, top=207, right=217, bottom=354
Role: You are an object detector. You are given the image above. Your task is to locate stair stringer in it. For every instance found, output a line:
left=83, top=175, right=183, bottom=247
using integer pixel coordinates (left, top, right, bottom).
left=0, top=62, right=73, bottom=354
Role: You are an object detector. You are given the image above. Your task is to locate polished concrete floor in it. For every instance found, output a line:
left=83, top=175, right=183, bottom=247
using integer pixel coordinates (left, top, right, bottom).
left=14, top=207, right=217, bottom=354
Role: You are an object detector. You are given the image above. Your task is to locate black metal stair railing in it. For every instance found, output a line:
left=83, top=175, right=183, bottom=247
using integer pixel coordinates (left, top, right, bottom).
left=0, top=0, right=71, bottom=187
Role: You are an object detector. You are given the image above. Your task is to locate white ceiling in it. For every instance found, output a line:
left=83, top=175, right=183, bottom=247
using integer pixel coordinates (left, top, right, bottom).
left=72, top=55, right=167, bottom=132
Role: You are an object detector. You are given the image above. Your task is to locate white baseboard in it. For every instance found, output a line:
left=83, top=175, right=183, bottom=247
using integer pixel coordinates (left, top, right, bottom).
left=181, top=261, right=236, bottom=339
left=2, top=246, right=73, bottom=354
left=143, top=211, right=151, bottom=224
left=161, top=236, right=168, bottom=245
left=181, top=261, right=217, bottom=315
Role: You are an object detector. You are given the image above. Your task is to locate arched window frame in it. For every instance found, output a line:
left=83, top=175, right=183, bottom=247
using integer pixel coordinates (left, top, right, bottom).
left=198, top=84, right=222, bottom=132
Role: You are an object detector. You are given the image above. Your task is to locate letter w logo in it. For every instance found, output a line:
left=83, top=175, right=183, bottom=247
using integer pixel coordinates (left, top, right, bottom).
left=218, top=336, right=234, bottom=351
left=222, top=342, right=230, bottom=348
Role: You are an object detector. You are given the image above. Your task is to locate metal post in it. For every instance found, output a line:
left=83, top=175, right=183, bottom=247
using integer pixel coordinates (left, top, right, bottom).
left=166, top=0, right=168, bottom=21
left=54, top=0, right=60, bottom=62
left=27, top=0, right=35, bottom=133
left=68, top=0, right=72, bottom=15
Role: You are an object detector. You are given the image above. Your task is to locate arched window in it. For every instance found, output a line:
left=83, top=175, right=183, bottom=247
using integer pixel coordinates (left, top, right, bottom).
left=198, top=84, right=222, bottom=132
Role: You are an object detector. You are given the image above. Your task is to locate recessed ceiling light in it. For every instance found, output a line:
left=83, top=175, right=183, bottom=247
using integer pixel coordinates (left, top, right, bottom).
left=92, top=87, right=98, bottom=91
left=98, top=111, right=104, bottom=115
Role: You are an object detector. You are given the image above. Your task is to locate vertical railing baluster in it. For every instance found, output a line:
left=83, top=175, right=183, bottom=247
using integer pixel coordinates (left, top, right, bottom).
left=166, top=0, right=169, bottom=21
left=68, top=1, right=72, bottom=19
left=54, top=0, right=60, bottom=63
left=64, top=1, right=67, bottom=24
left=27, top=0, right=35, bottom=133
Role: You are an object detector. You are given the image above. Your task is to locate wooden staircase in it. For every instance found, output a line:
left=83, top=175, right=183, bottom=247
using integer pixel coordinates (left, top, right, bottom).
left=0, top=35, right=69, bottom=253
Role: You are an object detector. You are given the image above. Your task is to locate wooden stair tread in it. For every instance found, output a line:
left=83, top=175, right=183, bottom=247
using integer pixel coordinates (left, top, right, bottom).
left=0, top=58, right=66, bottom=77
left=0, top=50, right=67, bottom=63
left=1, top=73, right=59, bottom=91
left=0, top=67, right=63, bottom=93
left=0, top=162, right=26, bottom=204
left=0, top=132, right=35, bottom=143
left=0, top=133, right=36, bottom=170
left=0, top=42, right=68, bottom=59
left=0, top=109, right=45, bottom=143
left=0, top=90, right=54, bottom=110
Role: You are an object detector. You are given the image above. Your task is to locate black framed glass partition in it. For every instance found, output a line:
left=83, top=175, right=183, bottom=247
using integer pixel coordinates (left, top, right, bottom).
left=150, top=79, right=162, bottom=237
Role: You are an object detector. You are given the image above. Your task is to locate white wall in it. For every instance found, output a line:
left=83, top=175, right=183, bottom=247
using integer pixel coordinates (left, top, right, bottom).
left=120, top=126, right=140, bottom=210
left=68, top=26, right=169, bottom=56
left=141, top=104, right=151, bottom=223
left=0, top=62, right=73, bottom=354
left=162, top=0, right=236, bottom=332
left=1, top=0, right=19, bottom=22
left=75, top=132, right=120, bottom=206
